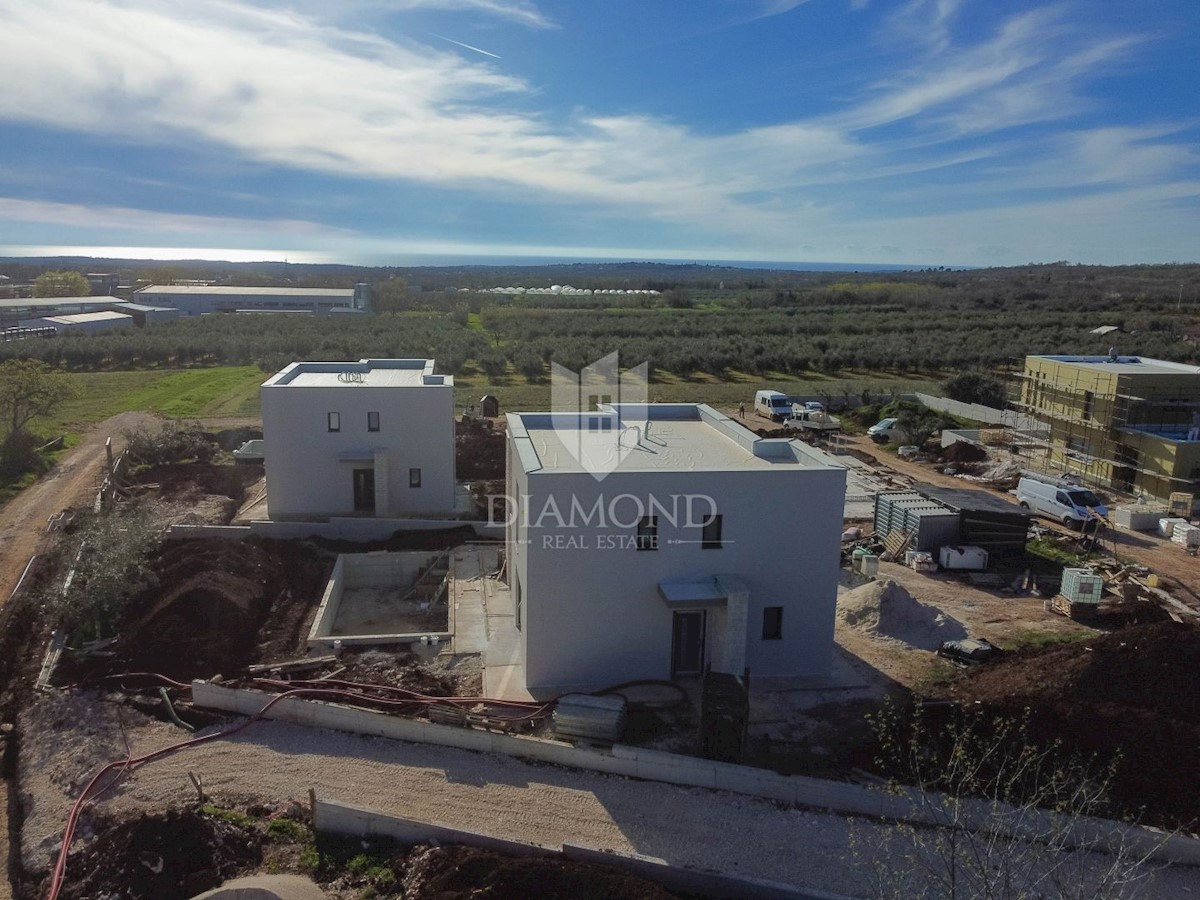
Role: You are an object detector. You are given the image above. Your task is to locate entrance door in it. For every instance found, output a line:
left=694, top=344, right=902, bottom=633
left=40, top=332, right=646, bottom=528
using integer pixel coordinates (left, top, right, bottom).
left=671, top=610, right=706, bottom=676
left=352, top=468, right=376, bottom=512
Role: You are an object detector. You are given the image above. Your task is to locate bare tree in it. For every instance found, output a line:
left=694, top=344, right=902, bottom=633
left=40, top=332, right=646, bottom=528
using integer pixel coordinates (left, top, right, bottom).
left=851, top=705, right=1168, bottom=899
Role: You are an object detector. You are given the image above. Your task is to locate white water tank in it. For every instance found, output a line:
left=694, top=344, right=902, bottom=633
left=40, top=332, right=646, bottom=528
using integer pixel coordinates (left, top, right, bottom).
left=939, top=545, right=988, bottom=571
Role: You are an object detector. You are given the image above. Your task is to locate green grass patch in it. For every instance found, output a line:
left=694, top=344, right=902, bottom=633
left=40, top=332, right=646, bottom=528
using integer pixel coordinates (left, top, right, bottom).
left=41, top=367, right=264, bottom=434
left=1025, top=538, right=1098, bottom=568
left=266, top=817, right=311, bottom=842
left=200, top=804, right=257, bottom=829
left=453, top=371, right=936, bottom=414
left=999, top=629, right=1093, bottom=653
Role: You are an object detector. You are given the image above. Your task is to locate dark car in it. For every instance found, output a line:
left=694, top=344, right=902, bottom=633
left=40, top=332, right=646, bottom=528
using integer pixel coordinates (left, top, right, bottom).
left=936, top=638, right=1003, bottom=666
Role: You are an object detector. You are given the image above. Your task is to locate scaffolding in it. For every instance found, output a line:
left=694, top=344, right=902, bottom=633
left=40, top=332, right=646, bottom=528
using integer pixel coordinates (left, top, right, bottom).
left=1011, top=361, right=1200, bottom=500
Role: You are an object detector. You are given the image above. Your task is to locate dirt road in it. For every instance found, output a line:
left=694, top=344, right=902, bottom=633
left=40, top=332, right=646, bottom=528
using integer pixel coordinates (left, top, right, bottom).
left=0, top=412, right=159, bottom=605
left=843, top=435, right=1200, bottom=608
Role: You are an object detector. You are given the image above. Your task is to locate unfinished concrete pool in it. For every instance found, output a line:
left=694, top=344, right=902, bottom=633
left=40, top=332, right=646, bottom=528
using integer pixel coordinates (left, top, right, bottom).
left=309, top=550, right=451, bottom=648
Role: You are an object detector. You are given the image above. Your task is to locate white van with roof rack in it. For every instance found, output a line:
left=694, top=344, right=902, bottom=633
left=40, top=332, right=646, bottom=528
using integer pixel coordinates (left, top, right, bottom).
left=1016, top=476, right=1107, bottom=529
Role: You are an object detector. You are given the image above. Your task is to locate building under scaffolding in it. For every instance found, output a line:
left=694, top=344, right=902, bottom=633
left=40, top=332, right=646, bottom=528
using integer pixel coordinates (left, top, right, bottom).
left=1015, top=355, right=1200, bottom=506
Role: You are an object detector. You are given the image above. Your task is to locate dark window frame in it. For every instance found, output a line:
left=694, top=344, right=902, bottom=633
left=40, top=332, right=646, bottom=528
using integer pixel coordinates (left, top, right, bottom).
left=701, top=513, right=723, bottom=549
left=636, top=515, right=659, bottom=551
left=327, top=411, right=340, bottom=432
left=367, top=411, right=380, bottom=432
left=762, top=606, right=783, bottom=640
left=409, top=467, right=422, bottom=488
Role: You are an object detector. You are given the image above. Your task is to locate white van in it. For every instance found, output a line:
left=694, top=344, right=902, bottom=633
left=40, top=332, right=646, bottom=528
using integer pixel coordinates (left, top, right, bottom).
left=1016, top=477, right=1108, bottom=528
left=868, top=417, right=900, bottom=443
left=754, top=390, right=793, bottom=421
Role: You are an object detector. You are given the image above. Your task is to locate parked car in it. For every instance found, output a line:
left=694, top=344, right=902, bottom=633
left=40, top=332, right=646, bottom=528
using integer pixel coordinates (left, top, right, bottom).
left=867, top=417, right=900, bottom=443
left=937, top=638, right=1003, bottom=666
left=1016, top=477, right=1107, bottom=529
left=232, top=439, right=265, bottom=464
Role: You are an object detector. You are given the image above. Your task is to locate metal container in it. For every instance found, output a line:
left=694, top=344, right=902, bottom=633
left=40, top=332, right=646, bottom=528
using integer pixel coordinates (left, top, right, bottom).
left=1060, top=567, right=1104, bottom=605
left=874, top=491, right=960, bottom=552
left=553, top=693, right=627, bottom=743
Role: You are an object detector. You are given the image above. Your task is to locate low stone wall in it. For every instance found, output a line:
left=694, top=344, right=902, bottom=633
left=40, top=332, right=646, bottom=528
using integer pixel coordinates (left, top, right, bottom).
left=192, top=682, right=1200, bottom=866
left=166, top=518, right=503, bottom=543
left=312, top=796, right=833, bottom=900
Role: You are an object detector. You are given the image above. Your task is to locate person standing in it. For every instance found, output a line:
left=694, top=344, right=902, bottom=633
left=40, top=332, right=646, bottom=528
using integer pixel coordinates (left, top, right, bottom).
left=739, top=401, right=746, bottom=419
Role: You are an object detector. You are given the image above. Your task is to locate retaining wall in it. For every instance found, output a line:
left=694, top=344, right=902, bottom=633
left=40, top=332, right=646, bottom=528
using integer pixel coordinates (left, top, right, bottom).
left=192, top=682, right=1200, bottom=866
left=166, top=518, right=504, bottom=542
left=311, top=797, right=837, bottom=900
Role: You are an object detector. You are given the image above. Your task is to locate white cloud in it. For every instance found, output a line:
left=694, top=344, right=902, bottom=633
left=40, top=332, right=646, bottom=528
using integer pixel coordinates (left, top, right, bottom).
left=0, top=196, right=348, bottom=238
left=250, top=0, right=554, bottom=29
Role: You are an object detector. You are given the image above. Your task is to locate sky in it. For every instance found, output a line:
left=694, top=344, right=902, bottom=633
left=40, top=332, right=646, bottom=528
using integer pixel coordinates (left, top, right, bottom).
left=0, top=0, right=1197, bottom=267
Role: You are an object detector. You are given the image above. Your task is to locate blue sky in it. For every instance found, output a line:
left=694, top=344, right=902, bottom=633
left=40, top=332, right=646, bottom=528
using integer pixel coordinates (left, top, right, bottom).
left=0, top=0, right=1197, bottom=266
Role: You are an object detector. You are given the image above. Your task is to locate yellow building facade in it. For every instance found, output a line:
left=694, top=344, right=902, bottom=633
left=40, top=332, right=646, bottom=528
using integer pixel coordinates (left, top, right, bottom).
left=1020, top=355, right=1200, bottom=502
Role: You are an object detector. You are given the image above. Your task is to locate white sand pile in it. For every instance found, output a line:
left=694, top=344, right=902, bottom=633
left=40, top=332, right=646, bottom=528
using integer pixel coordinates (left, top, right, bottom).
left=838, top=578, right=966, bottom=650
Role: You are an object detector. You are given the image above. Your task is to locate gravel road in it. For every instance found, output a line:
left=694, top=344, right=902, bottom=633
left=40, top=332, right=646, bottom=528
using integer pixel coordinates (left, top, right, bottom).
left=19, top=694, right=1200, bottom=898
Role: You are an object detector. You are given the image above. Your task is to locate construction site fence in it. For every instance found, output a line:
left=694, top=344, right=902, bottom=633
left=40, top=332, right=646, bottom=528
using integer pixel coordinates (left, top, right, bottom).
left=915, top=393, right=1047, bottom=434
left=192, top=682, right=1200, bottom=868
left=165, top=518, right=503, bottom=543
left=311, top=796, right=839, bottom=900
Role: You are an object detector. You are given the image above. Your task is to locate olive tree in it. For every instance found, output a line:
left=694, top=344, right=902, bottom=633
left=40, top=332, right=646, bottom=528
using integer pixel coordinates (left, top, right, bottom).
left=33, top=269, right=90, bottom=298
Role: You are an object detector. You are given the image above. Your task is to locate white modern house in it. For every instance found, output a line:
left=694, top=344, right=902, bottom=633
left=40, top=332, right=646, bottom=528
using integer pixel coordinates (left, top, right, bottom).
left=505, top=403, right=847, bottom=694
left=261, top=359, right=456, bottom=519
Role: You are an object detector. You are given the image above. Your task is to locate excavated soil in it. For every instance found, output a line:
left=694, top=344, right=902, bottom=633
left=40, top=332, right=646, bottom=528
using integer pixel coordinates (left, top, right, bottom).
left=337, top=650, right=460, bottom=696
left=126, top=462, right=264, bottom=528
left=455, top=417, right=506, bottom=481
left=925, top=620, right=1200, bottom=827
left=938, top=440, right=989, bottom=463
left=402, top=844, right=679, bottom=900
left=54, top=809, right=261, bottom=900
left=108, top=538, right=332, bottom=680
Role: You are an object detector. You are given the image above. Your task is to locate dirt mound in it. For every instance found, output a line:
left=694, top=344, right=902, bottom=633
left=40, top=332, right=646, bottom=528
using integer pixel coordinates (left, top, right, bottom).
left=929, top=620, right=1200, bottom=827
left=57, top=809, right=261, bottom=900
left=129, top=463, right=261, bottom=501
left=754, top=427, right=792, bottom=439
left=402, top=844, right=678, bottom=900
left=945, top=620, right=1200, bottom=723
left=839, top=579, right=966, bottom=650
left=456, top=417, right=506, bottom=481
left=939, top=440, right=988, bottom=463
left=116, top=539, right=287, bottom=679
left=339, top=650, right=458, bottom=696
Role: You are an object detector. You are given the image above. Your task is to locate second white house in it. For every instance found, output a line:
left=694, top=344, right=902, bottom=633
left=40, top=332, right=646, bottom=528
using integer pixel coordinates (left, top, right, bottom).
left=261, top=359, right=456, bottom=519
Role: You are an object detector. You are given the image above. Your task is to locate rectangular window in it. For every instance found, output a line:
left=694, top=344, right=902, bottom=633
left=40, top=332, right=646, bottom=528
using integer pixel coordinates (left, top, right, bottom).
left=763, top=606, right=783, bottom=640
left=701, top=513, right=723, bottom=549
left=1082, top=390, right=1095, bottom=421
left=327, top=411, right=340, bottom=432
left=636, top=515, right=658, bottom=551
left=409, top=467, right=422, bottom=488
left=367, top=411, right=380, bottom=432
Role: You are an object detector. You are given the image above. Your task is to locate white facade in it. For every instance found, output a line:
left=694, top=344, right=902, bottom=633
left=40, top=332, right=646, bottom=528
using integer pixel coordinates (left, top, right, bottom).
left=261, top=359, right=456, bottom=519
left=19, top=311, right=135, bottom=334
left=506, top=403, right=847, bottom=694
left=135, top=284, right=369, bottom=316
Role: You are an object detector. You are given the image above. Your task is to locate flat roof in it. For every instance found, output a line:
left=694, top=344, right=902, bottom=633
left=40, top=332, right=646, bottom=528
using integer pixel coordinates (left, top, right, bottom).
left=911, top=483, right=1028, bottom=517
left=0, top=296, right=119, bottom=309
left=508, top=403, right=843, bottom=474
left=1031, top=355, right=1200, bottom=376
left=138, top=284, right=353, bottom=297
left=46, top=311, right=133, bottom=324
left=263, top=359, right=451, bottom=388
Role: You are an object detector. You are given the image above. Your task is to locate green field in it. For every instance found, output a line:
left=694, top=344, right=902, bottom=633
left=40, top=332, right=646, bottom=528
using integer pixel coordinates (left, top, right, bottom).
left=452, top=369, right=936, bottom=414
left=44, top=366, right=265, bottom=435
